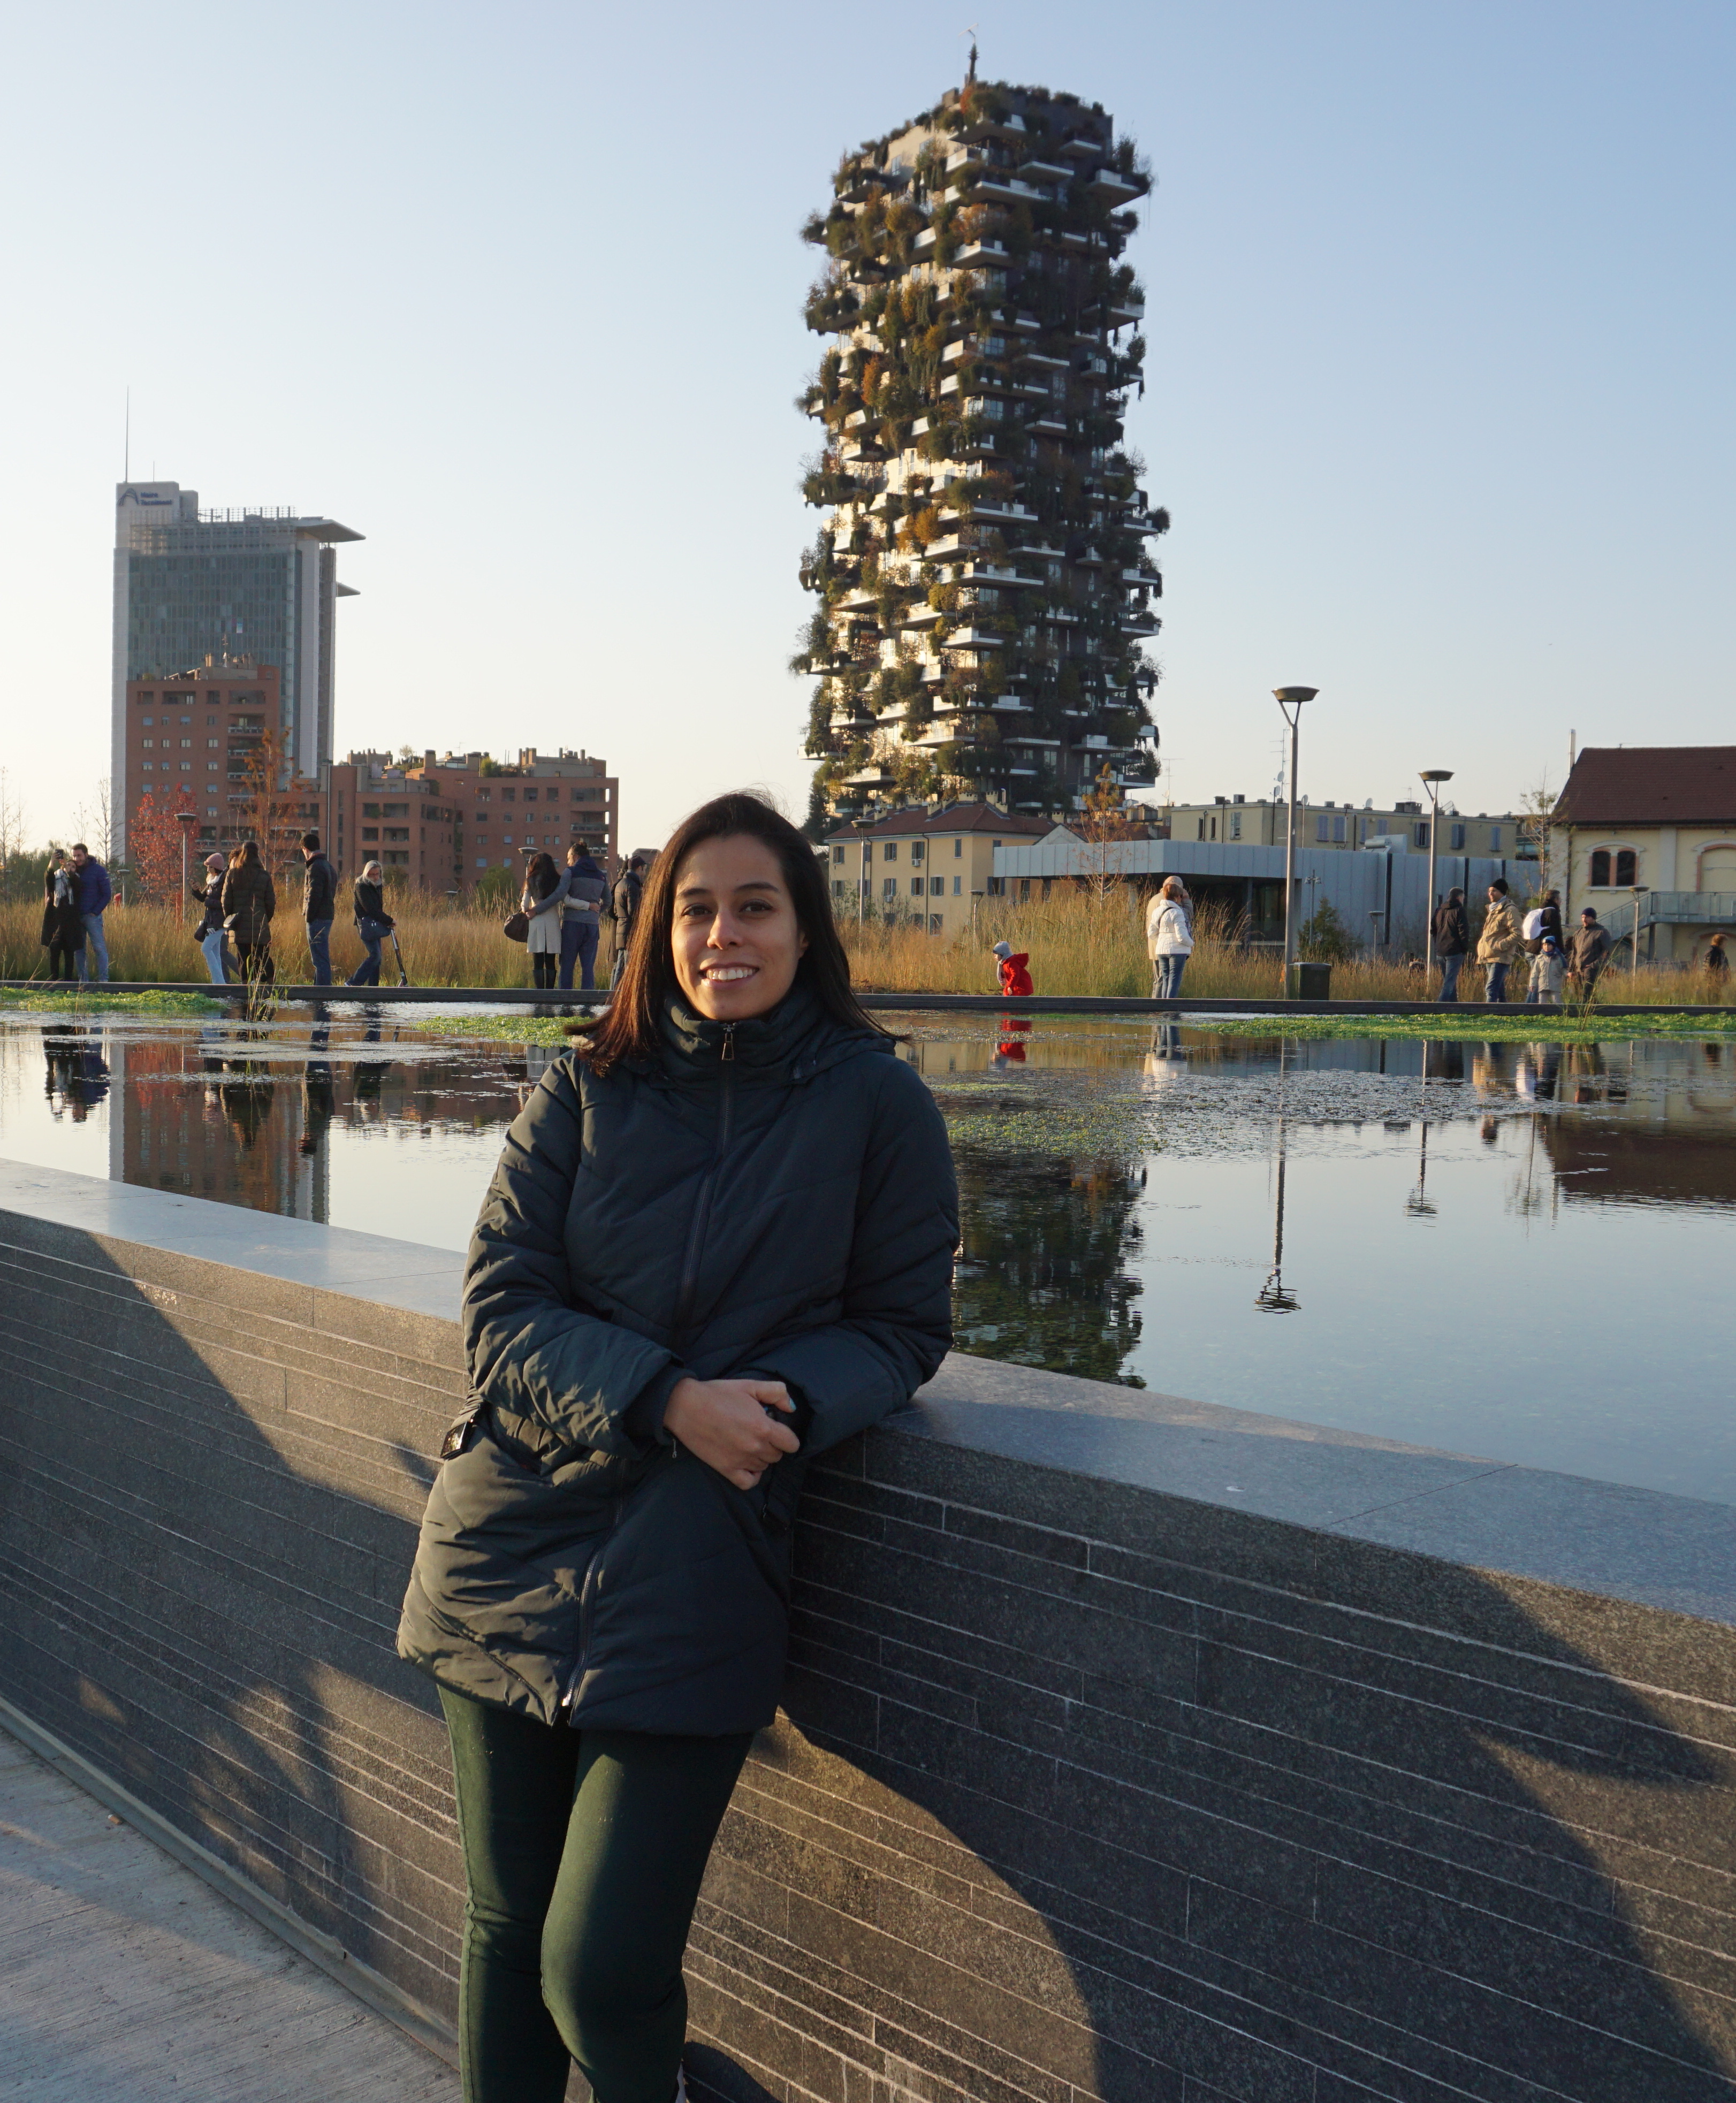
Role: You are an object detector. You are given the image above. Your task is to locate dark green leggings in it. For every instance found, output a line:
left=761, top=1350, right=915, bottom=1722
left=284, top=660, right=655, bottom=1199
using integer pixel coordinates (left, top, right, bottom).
left=439, top=1686, right=751, bottom=2103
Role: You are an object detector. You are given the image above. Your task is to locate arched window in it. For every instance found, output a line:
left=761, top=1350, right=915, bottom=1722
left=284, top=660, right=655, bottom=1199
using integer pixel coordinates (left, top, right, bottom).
left=1589, top=849, right=1611, bottom=887
left=1615, top=849, right=1637, bottom=887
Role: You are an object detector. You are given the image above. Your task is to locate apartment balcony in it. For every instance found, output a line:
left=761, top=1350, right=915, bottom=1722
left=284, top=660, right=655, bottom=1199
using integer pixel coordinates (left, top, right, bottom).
left=1120, top=610, right=1162, bottom=635
left=913, top=228, right=937, bottom=255
left=955, top=243, right=1014, bottom=269
left=1025, top=411, right=1068, bottom=436
left=841, top=766, right=893, bottom=788
left=1107, top=296, right=1146, bottom=328
left=961, top=177, right=1047, bottom=206
left=1075, top=546, right=1106, bottom=567
left=1122, top=567, right=1163, bottom=593
left=1017, top=157, right=1073, bottom=184
left=936, top=501, right=1037, bottom=526
left=901, top=603, right=945, bottom=629
left=1044, top=607, right=1080, bottom=626
left=960, top=562, right=1042, bottom=588
left=1090, top=170, right=1145, bottom=204
left=1018, top=349, right=1069, bottom=372
left=947, top=625, right=1010, bottom=648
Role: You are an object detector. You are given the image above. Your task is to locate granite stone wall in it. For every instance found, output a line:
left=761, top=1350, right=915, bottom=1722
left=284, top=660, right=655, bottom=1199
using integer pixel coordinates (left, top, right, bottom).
left=1, top=1168, right=1733, bottom=2103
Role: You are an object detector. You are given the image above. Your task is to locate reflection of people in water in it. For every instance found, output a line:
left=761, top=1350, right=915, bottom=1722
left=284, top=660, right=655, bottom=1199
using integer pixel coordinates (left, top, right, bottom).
left=300, top=1012, right=334, bottom=1158
left=42, top=1025, right=109, bottom=1122
left=222, top=1077, right=274, bottom=1149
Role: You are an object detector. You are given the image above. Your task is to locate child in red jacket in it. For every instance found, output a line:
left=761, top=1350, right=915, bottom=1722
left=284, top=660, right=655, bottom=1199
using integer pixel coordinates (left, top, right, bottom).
left=991, top=940, right=1033, bottom=997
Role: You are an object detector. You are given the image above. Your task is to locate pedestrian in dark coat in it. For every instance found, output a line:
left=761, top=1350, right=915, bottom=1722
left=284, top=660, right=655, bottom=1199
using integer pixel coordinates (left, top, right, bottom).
left=1433, top=888, right=1469, bottom=1002
left=219, top=841, right=277, bottom=985
left=608, top=853, right=647, bottom=986
left=347, top=863, right=393, bottom=986
left=40, top=853, right=83, bottom=980
left=399, top=794, right=957, bottom=2103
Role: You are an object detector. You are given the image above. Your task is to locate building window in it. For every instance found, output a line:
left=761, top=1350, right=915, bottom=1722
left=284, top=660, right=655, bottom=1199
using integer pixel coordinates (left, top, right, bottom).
left=832, top=845, right=844, bottom=864
left=883, top=878, right=898, bottom=899
left=954, top=838, right=963, bottom=857
left=524, top=788, right=538, bottom=802
left=1333, top=815, right=1346, bottom=843
left=1414, top=824, right=1428, bottom=849
left=1489, top=827, right=1502, bottom=850
left=1450, top=823, right=1466, bottom=850
left=362, top=827, right=378, bottom=841
left=953, top=874, right=962, bottom=895
left=1315, top=815, right=1329, bottom=843
left=1230, top=813, right=1242, bottom=839
left=477, top=859, right=489, bottom=869
left=1590, top=849, right=1610, bottom=886
left=884, top=842, right=898, bottom=861
left=911, top=842, right=925, bottom=864
left=929, top=915, right=945, bottom=933
left=911, top=877, right=923, bottom=896
left=930, top=877, right=944, bottom=896
left=1615, top=848, right=1637, bottom=886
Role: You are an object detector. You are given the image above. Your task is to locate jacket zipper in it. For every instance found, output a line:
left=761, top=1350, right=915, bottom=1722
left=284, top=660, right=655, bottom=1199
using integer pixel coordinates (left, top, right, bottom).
left=561, top=1494, right=625, bottom=1716
left=669, top=1033, right=736, bottom=1344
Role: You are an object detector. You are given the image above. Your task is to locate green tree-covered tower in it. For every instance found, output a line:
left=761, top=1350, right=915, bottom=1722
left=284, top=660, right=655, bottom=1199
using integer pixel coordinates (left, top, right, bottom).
left=796, top=75, right=1167, bottom=824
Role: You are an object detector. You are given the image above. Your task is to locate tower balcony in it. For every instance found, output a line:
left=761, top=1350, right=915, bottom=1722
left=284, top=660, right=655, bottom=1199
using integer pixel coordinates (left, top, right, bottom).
left=1089, top=170, right=1146, bottom=204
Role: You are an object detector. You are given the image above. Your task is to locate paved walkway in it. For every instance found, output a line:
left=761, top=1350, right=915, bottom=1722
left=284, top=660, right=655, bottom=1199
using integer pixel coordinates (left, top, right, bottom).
left=0, top=1723, right=460, bottom=2100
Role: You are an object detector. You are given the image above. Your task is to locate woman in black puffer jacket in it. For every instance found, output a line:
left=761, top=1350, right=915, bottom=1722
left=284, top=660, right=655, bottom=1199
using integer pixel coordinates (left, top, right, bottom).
left=399, top=794, right=957, bottom=2103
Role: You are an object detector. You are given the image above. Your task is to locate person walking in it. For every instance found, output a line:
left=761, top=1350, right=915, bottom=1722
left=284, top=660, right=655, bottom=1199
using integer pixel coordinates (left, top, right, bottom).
left=1145, top=876, right=1194, bottom=998
left=609, top=853, right=648, bottom=987
left=1475, top=878, right=1523, bottom=1003
left=1432, top=887, right=1469, bottom=1002
left=1707, top=932, right=1730, bottom=982
left=397, top=792, right=956, bottom=2103
left=1569, top=906, right=1612, bottom=994
left=347, top=862, right=393, bottom=985
left=522, top=851, right=564, bottom=990
left=300, top=832, right=337, bottom=986
left=68, top=842, right=113, bottom=985
left=1527, top=934, right=1566, bottom=1008
left=220, top=840, right=277, bottom=986
left=191, top=852, right=233, bottom=984
left=41, top=851, right=84, bottom=982
left=559, top=842, right=607, bottom=992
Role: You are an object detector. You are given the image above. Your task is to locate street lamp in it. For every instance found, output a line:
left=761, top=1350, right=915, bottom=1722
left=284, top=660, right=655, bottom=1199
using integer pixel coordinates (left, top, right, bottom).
left=175, top=809, right=200, bottom=924
left=1419, top=771, right=1454, bottom=986
left=1273, top=688, right=1318, bottom=993
left=850, top=816, right=875, bottom=927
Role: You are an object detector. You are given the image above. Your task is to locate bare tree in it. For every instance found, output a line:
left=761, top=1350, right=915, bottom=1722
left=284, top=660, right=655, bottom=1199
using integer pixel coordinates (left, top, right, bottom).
left=1075, top=761, right=1140, bottom=903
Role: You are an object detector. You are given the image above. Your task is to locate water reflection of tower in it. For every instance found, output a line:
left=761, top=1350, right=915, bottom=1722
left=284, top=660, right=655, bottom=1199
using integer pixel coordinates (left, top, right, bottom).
left=294, top=1009, right=334, bottom=1225
left=1255, top=1039, right=1299, bottom=1312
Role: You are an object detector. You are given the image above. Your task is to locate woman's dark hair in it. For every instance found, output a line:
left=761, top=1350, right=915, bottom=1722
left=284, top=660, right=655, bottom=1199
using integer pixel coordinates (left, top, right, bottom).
left=234, top=840, right=262, bottom=869
left=577, top=793, right=886, bottom=1072
left=527, top=852, right=559, bottom=900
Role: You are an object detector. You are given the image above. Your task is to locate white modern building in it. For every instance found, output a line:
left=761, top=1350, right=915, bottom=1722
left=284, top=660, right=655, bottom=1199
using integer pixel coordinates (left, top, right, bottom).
left=111, top=482, right=362, bottom=856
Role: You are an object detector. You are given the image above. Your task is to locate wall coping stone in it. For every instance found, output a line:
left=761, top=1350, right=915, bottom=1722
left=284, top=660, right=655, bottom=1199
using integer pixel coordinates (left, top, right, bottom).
left=5, top=1154, right=1732, bottom=1628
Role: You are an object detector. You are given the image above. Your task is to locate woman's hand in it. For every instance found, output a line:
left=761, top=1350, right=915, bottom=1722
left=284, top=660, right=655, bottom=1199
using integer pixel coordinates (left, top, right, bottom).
left=664, top=1377, right=800, bottom=1490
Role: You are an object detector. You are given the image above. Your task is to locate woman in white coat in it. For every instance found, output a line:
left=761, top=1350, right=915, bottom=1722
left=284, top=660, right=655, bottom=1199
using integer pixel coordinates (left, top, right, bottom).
left=1146, top=876, right=1194, bottom=998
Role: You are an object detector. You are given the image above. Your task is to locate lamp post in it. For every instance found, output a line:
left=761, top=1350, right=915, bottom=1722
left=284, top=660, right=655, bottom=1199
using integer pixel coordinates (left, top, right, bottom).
left=851, top=817, right=875, bottom=927
left=1273, top=688, right=1317, bottom=994
left=175, top=810, right=199, bottom=924
left=1419, top=771, right=1454, bottom=985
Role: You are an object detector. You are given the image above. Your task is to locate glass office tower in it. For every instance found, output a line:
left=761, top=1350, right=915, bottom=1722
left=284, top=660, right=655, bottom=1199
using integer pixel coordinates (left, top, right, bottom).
left=110, top=482, right=361, bottom=856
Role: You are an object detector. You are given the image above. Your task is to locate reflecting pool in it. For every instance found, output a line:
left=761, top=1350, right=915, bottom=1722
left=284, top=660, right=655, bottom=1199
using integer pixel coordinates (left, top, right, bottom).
left=3, top=1008, right=1732, bottom=1504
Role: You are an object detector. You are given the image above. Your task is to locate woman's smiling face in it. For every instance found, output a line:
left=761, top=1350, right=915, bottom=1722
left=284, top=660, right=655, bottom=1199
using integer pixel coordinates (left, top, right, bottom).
left=671, top=833, right=809, bottom=1021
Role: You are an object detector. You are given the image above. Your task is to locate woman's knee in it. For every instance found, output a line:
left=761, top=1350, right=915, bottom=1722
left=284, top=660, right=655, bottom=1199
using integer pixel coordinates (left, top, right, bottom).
left=540, top=1926, right=681, bottom=2052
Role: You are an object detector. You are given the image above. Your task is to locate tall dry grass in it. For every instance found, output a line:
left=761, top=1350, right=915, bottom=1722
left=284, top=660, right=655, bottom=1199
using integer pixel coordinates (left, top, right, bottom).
left=0, top=896, right=618, bottom=988
left=3, top=888, right=1729, bottom=1008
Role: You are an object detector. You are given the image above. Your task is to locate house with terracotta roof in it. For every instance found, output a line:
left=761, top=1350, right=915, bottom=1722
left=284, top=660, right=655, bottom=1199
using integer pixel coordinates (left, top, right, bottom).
left=1551, top=746, right=1736, bottom=964
left=821, top=802, right=1050, bottom=934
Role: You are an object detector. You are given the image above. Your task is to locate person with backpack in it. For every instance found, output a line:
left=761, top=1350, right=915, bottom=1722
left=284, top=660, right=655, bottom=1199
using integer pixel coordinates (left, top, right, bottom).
left=1432, top=887, right=1469, bottom=1002
left=397, top=793, right=956, bottom=2103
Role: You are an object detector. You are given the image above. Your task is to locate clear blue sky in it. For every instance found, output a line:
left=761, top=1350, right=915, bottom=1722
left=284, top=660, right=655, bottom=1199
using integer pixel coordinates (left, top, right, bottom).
left=2, top=1, right=1731, bottom=850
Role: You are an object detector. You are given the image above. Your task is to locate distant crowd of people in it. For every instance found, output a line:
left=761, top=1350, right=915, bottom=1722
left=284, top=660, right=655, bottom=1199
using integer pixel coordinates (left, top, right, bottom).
left=1429, top=880, right=1635, bottom=1005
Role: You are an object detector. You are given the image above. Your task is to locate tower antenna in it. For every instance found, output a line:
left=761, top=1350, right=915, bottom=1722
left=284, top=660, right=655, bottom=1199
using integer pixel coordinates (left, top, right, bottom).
left=124, top=387, right=130, bottom=482
left=964, top=25, right=978, bottom=84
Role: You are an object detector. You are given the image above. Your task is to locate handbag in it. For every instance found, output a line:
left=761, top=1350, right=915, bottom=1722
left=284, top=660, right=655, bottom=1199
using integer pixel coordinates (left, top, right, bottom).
left=502, top=911, right=530, bottom=943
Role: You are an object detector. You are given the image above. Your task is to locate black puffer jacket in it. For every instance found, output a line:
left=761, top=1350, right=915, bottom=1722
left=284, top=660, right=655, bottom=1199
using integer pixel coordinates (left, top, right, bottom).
left=398, top=982, right=957, bottom=1734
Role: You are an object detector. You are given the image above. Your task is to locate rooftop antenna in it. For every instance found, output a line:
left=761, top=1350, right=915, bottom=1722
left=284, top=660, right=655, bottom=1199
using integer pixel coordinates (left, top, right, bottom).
left=124, top=387, right=130, bottom=482
left=964, top=24, right=978, bottom=83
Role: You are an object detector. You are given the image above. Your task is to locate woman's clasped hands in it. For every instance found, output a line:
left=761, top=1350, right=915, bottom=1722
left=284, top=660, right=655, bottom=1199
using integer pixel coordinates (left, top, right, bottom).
left=664, top=1376, right=800, bottom=1490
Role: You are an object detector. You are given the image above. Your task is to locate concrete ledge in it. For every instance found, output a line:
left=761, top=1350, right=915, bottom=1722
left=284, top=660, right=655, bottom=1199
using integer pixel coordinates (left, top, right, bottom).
left=3, top=1158, right=1734, bottom=2101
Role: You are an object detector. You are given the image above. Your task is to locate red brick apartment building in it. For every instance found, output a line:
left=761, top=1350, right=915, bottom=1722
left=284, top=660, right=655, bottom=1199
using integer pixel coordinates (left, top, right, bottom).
left=121, top=661, right=617, bottom=894
left=328, top=748, right=618, bottom=893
